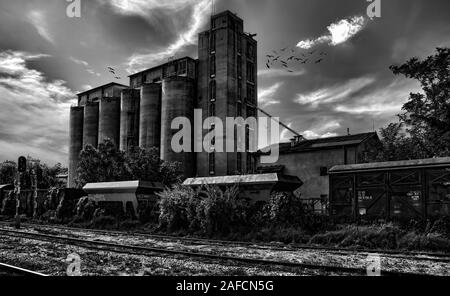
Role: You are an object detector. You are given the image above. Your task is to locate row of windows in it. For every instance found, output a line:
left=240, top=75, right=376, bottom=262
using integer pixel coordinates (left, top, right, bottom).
left=208, top=31, right=255, bottom=59
left=210, top=80, right=254, bottom=100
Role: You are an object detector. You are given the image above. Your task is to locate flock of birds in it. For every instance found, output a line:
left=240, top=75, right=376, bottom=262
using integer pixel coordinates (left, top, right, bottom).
left=104, top=46, right=326, bottom=79
left=107, top=66, right=121, bottom=80
left=265, top=46, right=328, bottom=72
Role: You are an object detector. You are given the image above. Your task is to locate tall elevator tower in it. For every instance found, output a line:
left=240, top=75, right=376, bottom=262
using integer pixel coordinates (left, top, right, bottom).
left=197, top=11, right=258, bottom=176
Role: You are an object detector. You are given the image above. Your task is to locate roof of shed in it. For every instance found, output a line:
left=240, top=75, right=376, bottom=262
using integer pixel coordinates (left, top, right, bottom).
left=261, top=132, right=379, bottom=155
left=330, top=157, right=450, bottom=173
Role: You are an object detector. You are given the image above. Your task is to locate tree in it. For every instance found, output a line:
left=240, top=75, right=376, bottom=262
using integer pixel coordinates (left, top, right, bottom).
left=388, top=47, right=450, bottom=158
left=75, top=139, right=130, bottom=188
left=75, top=139, right=183, bottom=188
left=0, top=159, right=66, bottom=189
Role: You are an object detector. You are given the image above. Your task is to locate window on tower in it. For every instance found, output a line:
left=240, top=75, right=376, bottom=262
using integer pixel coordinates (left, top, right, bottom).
left=209, top=101, right=216, bottom=117
left=237, top=80, right=242, bottom=100
left=210, top=55, right=216, bottom=77
left=247, top=43, right=255, bottom=60
left=209, top=80, right=216, bottom=101
left=209, top=153, right=215, bottom=175
left=246, top=84, right=255, bottom=104
left=210, top=32, right=216, bottom=53
left=237, top=153, right=242, bottom=174
left=246, top=62, right=255, bottom=83
left=237, top=56, right=242, bottom=78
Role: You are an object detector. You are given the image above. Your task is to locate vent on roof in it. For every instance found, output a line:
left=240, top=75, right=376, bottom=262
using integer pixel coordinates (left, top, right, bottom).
left=290, top=135, right=306, bottom=147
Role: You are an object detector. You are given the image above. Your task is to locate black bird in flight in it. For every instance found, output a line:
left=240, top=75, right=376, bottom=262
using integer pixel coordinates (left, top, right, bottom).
left=315, top=59, right=323, bottom=64
left=287, top=56, right=295, bottom=61
left=301, top=59, right=308, bottom=64
left=266, top=63, right=270, bottom=69
left=114, top=76, right=121, bottom=80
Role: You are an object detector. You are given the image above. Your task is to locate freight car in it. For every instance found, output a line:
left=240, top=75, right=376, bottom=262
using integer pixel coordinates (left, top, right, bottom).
left=329, top=157, right=450, bottom=220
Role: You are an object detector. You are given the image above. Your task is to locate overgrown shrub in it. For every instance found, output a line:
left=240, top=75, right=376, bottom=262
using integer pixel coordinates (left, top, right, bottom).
left=262, top=192, right=304, bottom=226
left=196, top=184, right=249, bottom=236
left=158, top=185, right=198, bottom=232
left=158, top=184, right=250, bottom=236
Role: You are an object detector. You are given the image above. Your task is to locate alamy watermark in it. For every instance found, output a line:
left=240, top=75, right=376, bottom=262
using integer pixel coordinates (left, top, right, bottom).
left=66, top=0, right=81, bottom=18
left=170, top=112, right=280, bottom=164
left=366, top=254, right=381, bottom=276
left=366, top=0, right=381, bottom=19
left=66, top=252, right=82, bottom=276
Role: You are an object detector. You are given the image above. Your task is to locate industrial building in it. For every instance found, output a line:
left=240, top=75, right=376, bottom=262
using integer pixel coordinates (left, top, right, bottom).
left=257, top=132, right=382, bottom=212
left=68, top=11, right=258, bottom=188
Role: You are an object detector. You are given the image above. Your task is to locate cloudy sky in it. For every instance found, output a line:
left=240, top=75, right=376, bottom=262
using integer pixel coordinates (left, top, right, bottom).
left=0, top=0, right=449, bottom=165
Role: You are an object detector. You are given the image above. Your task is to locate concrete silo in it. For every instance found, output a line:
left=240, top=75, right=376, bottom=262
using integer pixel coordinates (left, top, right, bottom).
left=83, top=102, right=99, bottom=148
left=139, top=83, right=161, bottom=150
left=99, top=97, right=121, bottom=147
left=68, top=106, right=84, bottom=188
left=161, top=77, right=196, bottom=178
left=120, top=89, right=140, bottom=152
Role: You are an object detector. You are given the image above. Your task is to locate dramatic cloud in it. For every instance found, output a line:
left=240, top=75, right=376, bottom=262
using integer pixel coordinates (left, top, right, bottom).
left=104, top=0, right=213, bottom=72
left=294, top=77, right=375, bottom=108
left=0, top=50, right=74, bottom=164
left=259, top=82, right=283, bottom=107
left=334, top=78, right=421, bottom=115
left=70, top=57, right=101, bottom=77
left=296, top=16, right=367, bottom=49
left=27, top=10, right=54, bottom=44
left=257, top=69, right=306, bottom=78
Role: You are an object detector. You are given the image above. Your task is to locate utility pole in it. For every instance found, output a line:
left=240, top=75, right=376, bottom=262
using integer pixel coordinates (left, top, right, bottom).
left=31, top=167, right=38, bottom=219
left=15, top=156, right=27, bottom=229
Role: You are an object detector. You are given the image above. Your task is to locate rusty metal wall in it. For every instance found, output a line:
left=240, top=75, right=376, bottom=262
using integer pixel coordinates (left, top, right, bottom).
left=120, top=89, right=140, bottom=152
left=330, top=167, right=450, bottom=220
left=99, top=97, right=121, bottom=147
left=69, top=106, right=84, bottom=188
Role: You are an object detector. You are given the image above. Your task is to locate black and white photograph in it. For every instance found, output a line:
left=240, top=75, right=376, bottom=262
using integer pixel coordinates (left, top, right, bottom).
left=0, top=0, right=449, bottom=289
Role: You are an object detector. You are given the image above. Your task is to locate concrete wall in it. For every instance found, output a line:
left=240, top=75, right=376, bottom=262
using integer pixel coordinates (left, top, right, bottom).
left=83, top=102, right=99, bottom=148
left=161, top=77, right=196, bottom=178
left=99, top=97, right=121, bottom=147
left=274, top=148, right=349, bottom=199
left=120, top=89, right=140, bottom=152
left=68, top=106, right=84, bottom=188
left=139, top=83, right=161, bottom=150
left=196, top=11, right=257, bottom=177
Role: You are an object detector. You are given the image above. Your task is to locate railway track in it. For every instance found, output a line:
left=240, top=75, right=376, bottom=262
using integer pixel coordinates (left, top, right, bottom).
left=0, top=227, right=436, bottom=276
left=2, top=221, right=449, bottom=263
left=0, top=263, right=48, bottom=276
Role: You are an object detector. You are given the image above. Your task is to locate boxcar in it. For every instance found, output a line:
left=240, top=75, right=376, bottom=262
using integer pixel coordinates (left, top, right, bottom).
left=329, top=158, right=450, bottom=220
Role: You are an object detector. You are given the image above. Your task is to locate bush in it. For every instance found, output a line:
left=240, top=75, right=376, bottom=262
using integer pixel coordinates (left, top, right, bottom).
left=158, top=185, right=198, bottom=232
left=429, top=217, right=450, bottom=238
left=196, top=184, right=249, bottom=236
left=158, top=184, right=250, bottom=236
left=262, top=192, right=304, bottom=226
